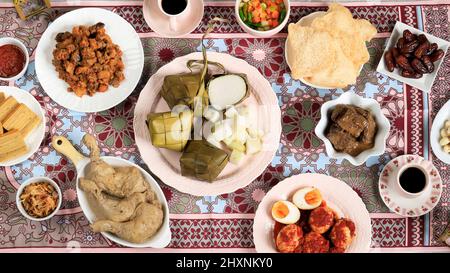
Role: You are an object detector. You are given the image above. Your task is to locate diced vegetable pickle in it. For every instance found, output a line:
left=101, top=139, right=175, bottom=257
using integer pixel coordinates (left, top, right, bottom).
left=239, top=0, right=287, bottom=31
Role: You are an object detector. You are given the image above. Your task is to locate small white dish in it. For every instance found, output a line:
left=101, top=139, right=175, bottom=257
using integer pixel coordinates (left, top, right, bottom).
left=285, top=11, right=363, bottom=89
left=431, top=99, right=450, bottom=164
left=314, top=91, right=391, bottom=166
left=376, top=21, right=450, bottom=93
left=0, top=86, right=46, bottom=167
left=16, top=177, right=62, bottom=221
left=0, top=37, right=29, bottom=81
left=379, top=155, right=442, bottom=217
left=235, top=0, right=290, bottom=38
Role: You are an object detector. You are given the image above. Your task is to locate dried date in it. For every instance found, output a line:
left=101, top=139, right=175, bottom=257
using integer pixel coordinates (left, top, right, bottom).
left=397, top=37, right=405, bottom=50
left=403, top=30, right=415, bottom=42
left=411, top=58, right=428, bottom=74
left=414, top=41, right=429, bottom=58
left=421, top=55, right=435, bottom=73
left=384, top=50, right=395, bottom=72
left=401, top=40, right=419, bottom=54
left=396, top=55, right=414, bottom=71
left=392, top=47, right=400, bottom=59
left=401, top=69, right=423, bottom=78
left=386, top=29, right=444, bottom=79
left=428, top=43, right=438, bottom=55
left=429, top=49, right=445, bottom=62
left=417, top=34, right=429, bottom=44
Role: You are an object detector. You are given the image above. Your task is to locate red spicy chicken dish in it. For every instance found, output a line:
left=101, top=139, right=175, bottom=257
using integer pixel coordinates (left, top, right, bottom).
left=271, top=187, right=356, bottom=253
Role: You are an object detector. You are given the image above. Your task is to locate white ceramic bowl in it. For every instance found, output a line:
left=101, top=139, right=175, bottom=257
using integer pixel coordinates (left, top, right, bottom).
left=235, top=0, right=290, bottom=38
left=430, top=99, right=450, bottom=164
left=0, top=37, right=29, bottom=81
left=314, top=92, right=391, bottom=166
left=16, top=177, right=62, bottom=222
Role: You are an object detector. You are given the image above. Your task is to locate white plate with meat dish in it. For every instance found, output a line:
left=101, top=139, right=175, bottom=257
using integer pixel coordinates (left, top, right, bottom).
left=35, top=8, right=144, bottom=113
left=253, top=173, right=372, bottom=253
left=133, top=51, right=281, bottom=196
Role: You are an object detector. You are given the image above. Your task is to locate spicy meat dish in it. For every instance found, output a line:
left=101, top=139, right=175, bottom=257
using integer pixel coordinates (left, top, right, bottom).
left=52, top=22, right=125, bottom=97
left=326, top=104, right=377, bottom=156
left=308, top=206, right=335, bottom=234
left=271, top=187, right=357, bottom=253
left=302, top=231, right=330, bottom=253
left=330, top=218, right=356, bottom=249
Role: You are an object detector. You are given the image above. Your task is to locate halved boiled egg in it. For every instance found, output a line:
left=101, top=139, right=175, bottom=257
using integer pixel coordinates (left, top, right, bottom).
left=292, top=187, right=323, bottom=210
left=271, top=200, right=300, bottom=224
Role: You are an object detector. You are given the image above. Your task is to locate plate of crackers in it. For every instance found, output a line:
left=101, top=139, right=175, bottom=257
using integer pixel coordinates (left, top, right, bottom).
left=285, top=3, right=377, bottom=89
left=0, top=86, right=45, bottom=166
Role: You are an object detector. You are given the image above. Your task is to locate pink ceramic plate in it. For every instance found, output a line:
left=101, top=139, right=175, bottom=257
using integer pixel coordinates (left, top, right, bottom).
left=142, top=0, right=204, bottom=38
left=253, top=173, right=372, bottom=253
left=379, top=155, right=442, bottom=217
left=133, top=52, right=281, bottom=196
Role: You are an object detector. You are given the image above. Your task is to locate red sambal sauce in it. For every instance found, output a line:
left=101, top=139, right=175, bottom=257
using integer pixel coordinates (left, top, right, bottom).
left=0, top=44, right=26, bottom=78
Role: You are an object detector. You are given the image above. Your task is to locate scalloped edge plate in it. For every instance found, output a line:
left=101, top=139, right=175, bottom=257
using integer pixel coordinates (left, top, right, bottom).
left=253, top=173, right=372, bottom=253
left=133, top=52, right=281, bottom=196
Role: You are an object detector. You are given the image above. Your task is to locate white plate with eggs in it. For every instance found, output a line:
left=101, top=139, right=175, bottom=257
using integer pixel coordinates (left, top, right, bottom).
left=431, top=99, right=450, bottom=164
left=253, top=173, right=371, bottom=253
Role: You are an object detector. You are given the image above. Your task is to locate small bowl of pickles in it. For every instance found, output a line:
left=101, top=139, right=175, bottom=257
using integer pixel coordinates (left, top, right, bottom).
left=236, top=0, right=290, bottom=37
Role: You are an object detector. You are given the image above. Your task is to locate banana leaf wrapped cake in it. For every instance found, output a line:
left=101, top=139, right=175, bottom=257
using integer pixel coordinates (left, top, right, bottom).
left=160, top=73, right=204, bottom=109
left=145, top=19, right=264, bottom=183
left=147, top=110, right=193, bottom=152
left=180, top=140, right=229, bottom=182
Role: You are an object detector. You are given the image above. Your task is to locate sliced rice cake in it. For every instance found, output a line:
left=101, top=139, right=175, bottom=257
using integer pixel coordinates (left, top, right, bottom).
left=2, top=103, right=37, bottom=131
left=20, top=116, right=41, bottom=137
left=0, top=144, right=28, bottom=162
left=0, top=130, right=27, bottom=162
left=0, top=130, right=24, bottom=153
left=0, top=96, right=18, bottom=122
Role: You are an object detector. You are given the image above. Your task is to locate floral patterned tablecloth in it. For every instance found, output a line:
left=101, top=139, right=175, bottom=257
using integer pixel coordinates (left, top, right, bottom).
left=0, top=0, right=449, bottom=253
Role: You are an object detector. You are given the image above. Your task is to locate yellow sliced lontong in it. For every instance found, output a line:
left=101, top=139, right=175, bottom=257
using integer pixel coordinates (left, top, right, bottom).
left=0, top=96, right=18, bottom=122
left=21, top=116, right=41, bottom=138
left=0, top=145, right=28, bottom=162
left=3, top=103, right=37, bottom=131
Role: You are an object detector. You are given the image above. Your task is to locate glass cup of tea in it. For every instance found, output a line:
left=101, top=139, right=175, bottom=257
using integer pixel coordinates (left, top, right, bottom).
left=396, top=164, right=430, bottom=198
left=157, top=0, right=191, bottom=32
